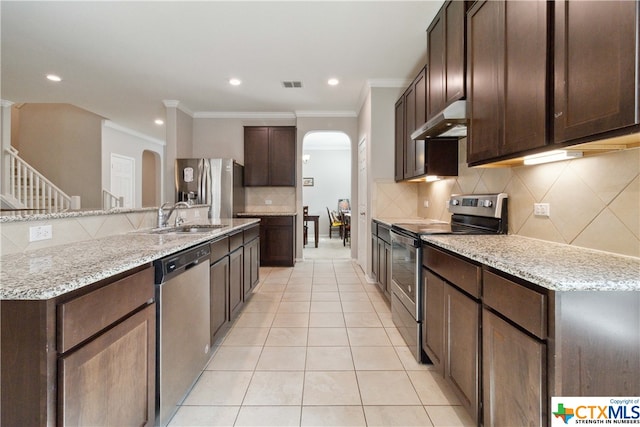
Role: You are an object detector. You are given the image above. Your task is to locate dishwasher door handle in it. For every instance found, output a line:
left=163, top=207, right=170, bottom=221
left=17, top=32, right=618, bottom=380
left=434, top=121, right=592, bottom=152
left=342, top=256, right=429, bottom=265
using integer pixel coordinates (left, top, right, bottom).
left=185, top=259, right=200, bottom=270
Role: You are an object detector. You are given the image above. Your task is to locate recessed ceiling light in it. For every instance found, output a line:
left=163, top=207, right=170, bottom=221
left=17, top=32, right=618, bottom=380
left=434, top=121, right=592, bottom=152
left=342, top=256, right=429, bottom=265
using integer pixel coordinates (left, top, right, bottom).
left=154, top=119, right=164, bottom=125
left=328, top=78, right=339, bottom=86
left=46, top=74, right=62, bottom=82
left=229, top=78, right=242, bottom=86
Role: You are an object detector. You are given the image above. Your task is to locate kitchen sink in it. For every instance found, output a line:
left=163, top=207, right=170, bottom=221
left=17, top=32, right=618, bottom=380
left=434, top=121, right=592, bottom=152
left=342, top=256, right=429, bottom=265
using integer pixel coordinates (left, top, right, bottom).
left=175, top=224, right=228, bottom=233
left=145, top=224, right=228, bottom=234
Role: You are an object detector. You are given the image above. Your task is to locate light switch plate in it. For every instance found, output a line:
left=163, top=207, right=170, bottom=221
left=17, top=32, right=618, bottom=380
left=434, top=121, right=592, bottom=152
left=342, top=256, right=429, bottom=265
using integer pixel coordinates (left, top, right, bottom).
left=29, top=225, right=53, bottom=242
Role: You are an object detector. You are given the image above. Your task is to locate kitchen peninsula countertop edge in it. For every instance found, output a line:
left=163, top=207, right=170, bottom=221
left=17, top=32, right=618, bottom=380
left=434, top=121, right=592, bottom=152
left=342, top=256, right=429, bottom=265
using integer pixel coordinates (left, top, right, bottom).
left=0, top=218, right=260, bottom=300
left=422, top=234, right=640, bottom=292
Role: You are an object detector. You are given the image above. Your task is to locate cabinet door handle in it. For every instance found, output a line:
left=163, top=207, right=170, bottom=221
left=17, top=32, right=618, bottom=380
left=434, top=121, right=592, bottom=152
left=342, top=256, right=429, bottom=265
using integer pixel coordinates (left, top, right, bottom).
left=554, top=111, right=563, bottom=118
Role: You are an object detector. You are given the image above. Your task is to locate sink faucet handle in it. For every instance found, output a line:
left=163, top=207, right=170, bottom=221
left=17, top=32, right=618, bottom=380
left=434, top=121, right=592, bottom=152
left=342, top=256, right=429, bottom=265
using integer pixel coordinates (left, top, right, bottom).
left=175, top=215, right=186, bottom=227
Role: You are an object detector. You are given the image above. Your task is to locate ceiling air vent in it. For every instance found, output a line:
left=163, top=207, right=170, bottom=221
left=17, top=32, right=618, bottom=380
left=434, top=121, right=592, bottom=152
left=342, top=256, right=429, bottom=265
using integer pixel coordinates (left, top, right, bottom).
left=282, top=81, right=303, bottom=88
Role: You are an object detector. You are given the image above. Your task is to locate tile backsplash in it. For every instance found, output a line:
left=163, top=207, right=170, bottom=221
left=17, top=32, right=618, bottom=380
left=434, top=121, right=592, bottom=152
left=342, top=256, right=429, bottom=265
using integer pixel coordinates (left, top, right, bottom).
left=0, top=206, right=210, bottom=254
left=375, top=140, right=639, bottom=258
left=244, top=187, right=296, bottom=213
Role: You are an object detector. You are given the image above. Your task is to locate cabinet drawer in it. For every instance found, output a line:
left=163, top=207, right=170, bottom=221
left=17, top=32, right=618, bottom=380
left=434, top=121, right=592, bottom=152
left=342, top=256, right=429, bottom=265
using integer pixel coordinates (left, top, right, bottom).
left=423, top=245, right=481, bottom=298
left=244, top=224, right=259, bottom=242
left=483, top=270, right=546, bottom=339
left=57, top=267, right=154, bottom=353
left=210, top=236, right=229, bottom=263
left=230, top=231, right=243, bottom=251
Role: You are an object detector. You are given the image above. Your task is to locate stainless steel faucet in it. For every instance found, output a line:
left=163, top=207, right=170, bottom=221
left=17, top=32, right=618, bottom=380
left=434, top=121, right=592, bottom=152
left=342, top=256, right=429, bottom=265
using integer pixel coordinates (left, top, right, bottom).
left=157, top=202, right=191, bottom=228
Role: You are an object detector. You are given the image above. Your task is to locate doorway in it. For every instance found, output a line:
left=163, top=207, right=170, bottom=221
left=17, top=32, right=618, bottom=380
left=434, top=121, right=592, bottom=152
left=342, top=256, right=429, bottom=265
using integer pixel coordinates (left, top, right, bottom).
left=110, top=153, right=135, bottom=208
left=302, top=131, right=351, bottom=257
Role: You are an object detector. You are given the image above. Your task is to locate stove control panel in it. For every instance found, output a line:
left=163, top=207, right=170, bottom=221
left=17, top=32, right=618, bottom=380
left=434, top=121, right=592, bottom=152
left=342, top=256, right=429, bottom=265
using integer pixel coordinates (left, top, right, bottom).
left=448, top=193, right=508, bottom=218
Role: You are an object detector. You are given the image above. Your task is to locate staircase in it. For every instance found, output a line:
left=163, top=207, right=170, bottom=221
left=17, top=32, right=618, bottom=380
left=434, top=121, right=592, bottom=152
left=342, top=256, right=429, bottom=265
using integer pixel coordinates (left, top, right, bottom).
left=4, top=147, right=73, bottom=210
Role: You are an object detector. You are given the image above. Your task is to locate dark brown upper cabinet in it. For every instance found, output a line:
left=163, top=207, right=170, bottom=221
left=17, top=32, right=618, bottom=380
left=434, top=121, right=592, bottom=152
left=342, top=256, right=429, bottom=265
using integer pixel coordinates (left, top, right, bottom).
left=244, top=126, right=296, bottom=186
left=554, top=0, right=639, bottom=144
left=426, top=0, right=467, bottom=121
left=395, top=68, right=426, bottom=181
left=394, top=96, right=406, bottom=181
left=395, top=67, right=458, bottom=181
left=405, top=68, right=427, bottom=178
left=466, top=0, right=549, bottom=166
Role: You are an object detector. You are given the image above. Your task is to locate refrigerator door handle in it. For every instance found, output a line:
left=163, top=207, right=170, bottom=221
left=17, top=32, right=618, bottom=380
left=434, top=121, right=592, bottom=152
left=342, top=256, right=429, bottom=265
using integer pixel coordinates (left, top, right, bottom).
left=200, top=159, right=209, bottom=207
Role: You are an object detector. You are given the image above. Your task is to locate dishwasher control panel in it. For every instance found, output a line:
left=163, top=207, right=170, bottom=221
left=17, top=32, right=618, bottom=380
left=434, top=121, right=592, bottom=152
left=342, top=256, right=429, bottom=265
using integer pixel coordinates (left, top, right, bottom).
left=154, top=243, right=211, bottom=284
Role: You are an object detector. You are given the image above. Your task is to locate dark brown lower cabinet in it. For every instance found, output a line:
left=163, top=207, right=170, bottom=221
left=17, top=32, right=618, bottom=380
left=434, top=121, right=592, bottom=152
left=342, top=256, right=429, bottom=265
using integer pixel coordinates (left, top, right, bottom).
left=58, top=304, right=155, bottom=426
left=445, top=284, right=480, bottom=423
left=229, top=247, right=244, bottom=319
left=371, top=231, right=379, bottom=282
left=210, top=255, right=229, bottom=345
left=258, top=215, right=295, bottom=267
left=380, top=240, right=391, bottom=297
left=483, top=309, right=546, bottom=427
left=1, top=265, right=155, bottom=426
left=371, top=221, right=392, bottom=299
left=243, top=236, right=260, bottom=298
left=423, top=245, right=481, bottom=424
left=422, top=272, right=480, bottom=423
left=423, top=270, right=445, bottom=373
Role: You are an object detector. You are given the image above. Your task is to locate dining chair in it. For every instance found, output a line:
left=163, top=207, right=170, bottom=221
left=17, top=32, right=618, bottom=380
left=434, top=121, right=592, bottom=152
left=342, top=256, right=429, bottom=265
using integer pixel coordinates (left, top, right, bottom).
left=326, top=207, right=343, bottom=238
left=303, top=206, right=309, bottom=246
left=341, top=211, right=351, bottom=247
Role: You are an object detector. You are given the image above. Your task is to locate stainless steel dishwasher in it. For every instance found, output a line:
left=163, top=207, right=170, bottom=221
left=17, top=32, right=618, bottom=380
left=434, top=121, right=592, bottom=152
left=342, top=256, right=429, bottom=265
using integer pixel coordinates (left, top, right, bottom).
left=154, top=243, right=211, bottom=426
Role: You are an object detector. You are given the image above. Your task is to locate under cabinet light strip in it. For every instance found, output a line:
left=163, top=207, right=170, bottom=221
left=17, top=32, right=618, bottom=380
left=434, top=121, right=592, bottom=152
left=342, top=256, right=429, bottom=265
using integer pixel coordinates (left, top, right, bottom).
left=523, top=150, right=583, bottom=166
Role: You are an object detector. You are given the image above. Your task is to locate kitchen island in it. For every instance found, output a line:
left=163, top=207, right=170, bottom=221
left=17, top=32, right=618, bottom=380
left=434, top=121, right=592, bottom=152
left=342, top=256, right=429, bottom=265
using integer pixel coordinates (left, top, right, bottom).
left=1, top=217, right=260, bottom=426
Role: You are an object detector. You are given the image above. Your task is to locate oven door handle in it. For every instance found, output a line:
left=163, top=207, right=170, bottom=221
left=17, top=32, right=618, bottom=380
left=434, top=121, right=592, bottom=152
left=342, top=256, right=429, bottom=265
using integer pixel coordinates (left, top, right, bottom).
left=391, top=231, right=420, bottom=248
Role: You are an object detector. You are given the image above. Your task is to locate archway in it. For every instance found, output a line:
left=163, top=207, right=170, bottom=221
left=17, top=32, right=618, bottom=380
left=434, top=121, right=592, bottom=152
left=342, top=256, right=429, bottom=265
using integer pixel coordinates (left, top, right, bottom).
left=301, top=131, right=351, bottom=255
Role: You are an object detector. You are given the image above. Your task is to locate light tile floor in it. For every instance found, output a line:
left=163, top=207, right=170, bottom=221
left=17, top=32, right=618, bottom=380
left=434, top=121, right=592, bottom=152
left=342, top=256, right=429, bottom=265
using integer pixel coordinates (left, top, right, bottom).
left=169, top=259, right=475, bottom=427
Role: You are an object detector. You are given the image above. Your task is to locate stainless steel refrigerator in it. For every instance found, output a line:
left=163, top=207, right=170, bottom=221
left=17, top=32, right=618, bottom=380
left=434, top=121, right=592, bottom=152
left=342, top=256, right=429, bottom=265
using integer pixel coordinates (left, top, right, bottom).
left=175, top=158, right=245, bottom=218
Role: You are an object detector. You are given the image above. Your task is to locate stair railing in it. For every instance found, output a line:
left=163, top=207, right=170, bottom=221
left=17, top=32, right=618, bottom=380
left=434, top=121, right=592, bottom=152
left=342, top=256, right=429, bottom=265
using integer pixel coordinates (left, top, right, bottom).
left=6, top=147, right=73, bottom=210
left=102, top=189, right=124, bottom=209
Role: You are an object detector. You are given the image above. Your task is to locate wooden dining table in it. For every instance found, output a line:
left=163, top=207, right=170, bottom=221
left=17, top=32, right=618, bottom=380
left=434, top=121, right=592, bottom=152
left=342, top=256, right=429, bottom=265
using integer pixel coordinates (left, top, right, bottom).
left=304, top=214, right=319, bottom=248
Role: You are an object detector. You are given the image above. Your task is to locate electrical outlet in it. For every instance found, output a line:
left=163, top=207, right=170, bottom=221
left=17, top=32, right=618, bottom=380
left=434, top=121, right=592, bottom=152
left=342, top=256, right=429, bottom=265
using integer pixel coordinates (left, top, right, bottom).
left=423, top=200, right=429, bottom=208
left=29, top=225, right=53, bottom=242
left=534, top=203, right=550, bottom=217
left=265, top=199, right=272, bottom=205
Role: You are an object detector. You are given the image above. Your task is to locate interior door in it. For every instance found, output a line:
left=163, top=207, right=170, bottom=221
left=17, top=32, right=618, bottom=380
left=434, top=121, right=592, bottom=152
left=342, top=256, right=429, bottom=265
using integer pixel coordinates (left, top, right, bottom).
left=110, top=153, right=135, bottom=208
left=357, top=137, right=367, bottom=269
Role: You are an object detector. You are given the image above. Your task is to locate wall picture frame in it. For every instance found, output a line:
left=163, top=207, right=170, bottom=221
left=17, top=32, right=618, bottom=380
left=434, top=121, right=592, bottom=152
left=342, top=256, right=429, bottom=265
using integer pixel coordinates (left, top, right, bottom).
left=303, top=177, right=314, bottom=186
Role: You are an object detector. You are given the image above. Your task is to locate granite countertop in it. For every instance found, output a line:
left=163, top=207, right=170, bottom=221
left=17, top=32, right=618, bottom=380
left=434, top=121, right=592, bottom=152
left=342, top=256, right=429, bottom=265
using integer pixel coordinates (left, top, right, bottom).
left=422, top=234, right=640, bottom=292
left=0, top=205, right=207, bottom=223
left=0, top=218, right=260, bottom=300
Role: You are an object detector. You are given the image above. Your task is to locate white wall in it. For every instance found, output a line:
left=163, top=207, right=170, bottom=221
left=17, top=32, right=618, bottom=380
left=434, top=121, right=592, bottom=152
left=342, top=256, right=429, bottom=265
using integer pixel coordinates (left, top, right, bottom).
left=301, top=148, right=351, bottom=235
left=101, top=121, right=165, bottom=208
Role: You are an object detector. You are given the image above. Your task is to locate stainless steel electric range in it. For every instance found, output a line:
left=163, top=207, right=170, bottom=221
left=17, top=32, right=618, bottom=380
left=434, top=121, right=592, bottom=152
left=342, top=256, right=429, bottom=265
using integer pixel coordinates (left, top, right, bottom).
left=389, top=193, right=508, bottom=363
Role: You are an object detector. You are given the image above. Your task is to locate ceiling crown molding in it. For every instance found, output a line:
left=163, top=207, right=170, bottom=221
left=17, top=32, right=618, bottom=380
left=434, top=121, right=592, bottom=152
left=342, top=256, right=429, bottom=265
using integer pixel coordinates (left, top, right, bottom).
left=295, top=111, right=357, bottom=118
left=103, top=120, right=165, bottom=146
left=193, top=111, right=296, bottom=119
left=162, top=100, right=194, bottom=117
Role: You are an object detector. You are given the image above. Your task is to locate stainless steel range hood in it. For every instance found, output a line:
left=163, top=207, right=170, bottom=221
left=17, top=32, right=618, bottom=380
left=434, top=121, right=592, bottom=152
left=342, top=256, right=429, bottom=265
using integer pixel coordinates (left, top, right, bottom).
left=411, top=100, right=468, bottom=140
